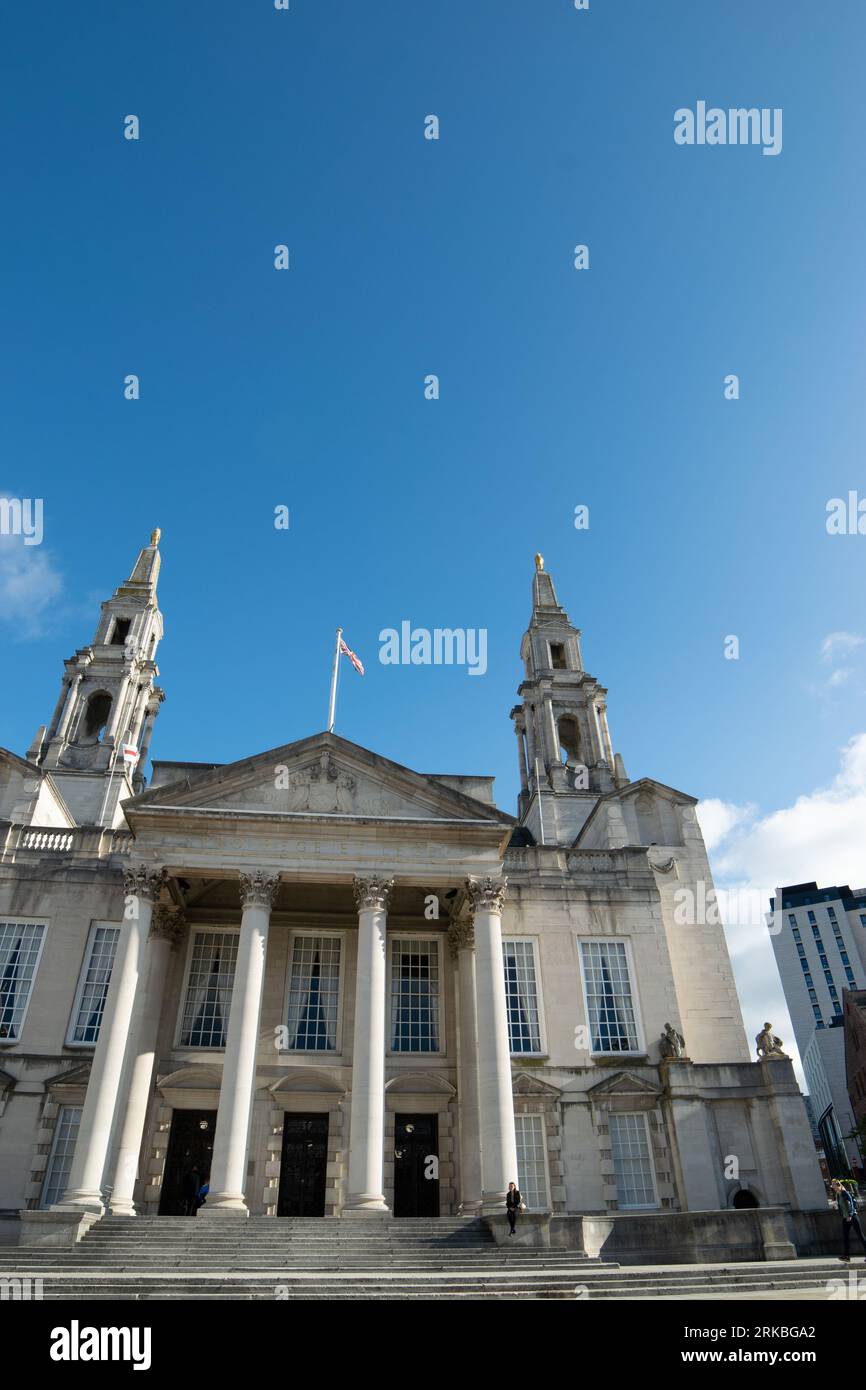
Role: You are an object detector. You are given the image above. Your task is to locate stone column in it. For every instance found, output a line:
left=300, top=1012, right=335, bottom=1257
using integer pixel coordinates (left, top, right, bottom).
left=104, top=669, right=132, bottom=750
left=523, top=706, right=538, bottom=788
left=598, top=704, right=614, bottom=764
left=514, top=718, right=529, bottom=794
left=467, top=876, right=518, bottom=1212
left=108, top=905, right=186, bottom=1215
left=45, top=679, right=71, bottom=743
left=205, top=869, right=280, bottom=1214
left=544, top=694, right=560, bottom=767
left=344, top=874, right=394, bottom=1215
left=136, top=696, right=163, bottom=776
left=55, top=864, right=166, bottom=1215
left=55, top=672, right=83, bottom=743
left=449, top=915, right=483, bottom=1214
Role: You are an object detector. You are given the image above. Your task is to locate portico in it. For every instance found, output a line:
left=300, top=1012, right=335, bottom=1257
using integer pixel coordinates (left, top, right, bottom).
left=54, top=733, right=517, bottom=1220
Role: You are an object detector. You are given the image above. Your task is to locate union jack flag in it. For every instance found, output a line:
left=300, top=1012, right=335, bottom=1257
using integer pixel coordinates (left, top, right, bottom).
left=339, top=638, right=365, bottom=676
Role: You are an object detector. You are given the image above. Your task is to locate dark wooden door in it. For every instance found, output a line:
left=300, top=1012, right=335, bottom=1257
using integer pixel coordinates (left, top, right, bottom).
left=393, top=1113, right=439, bottom=1217
left=277, top=1113, right=329, bottom=1216
left=158, top=1109, right=216, bottom=1215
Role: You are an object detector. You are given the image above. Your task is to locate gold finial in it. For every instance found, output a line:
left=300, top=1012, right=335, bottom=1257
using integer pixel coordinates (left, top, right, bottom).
left=150, top=528, right=161, bottom=548
left=534, top=553, right=544, bottom=572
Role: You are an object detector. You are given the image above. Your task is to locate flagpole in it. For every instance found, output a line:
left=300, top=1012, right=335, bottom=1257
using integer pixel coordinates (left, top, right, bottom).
left=327, top=627, right=342, bottom=733
left=97, top=736, right=125, bottom=828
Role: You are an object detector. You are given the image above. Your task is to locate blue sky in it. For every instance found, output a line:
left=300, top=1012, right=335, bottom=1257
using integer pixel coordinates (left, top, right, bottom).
left=2, top=0, right=865, bottom=994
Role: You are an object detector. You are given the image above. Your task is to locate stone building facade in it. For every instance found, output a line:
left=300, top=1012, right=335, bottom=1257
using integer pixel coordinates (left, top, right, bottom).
left=0, top=536, right=826, bottom=1239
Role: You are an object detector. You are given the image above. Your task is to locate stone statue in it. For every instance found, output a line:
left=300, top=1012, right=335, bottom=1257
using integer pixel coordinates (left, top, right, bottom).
left=756, top=1022, right=788, bottom=1060
left=659, top=1022, right=685, bottom=1060
left=534, top=553, right=544, bottom=572
left=150, top=527, right=161, bottom=547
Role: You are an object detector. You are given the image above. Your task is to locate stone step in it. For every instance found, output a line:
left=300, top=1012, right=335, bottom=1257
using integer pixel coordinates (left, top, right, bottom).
left=0, top=1269, right=844, bottom=1301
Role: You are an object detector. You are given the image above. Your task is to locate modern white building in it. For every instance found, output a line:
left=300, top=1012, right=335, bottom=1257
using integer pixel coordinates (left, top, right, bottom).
left=0, top=535, right=826, bottom=1244
left=768, top=882, right=866, bottom=1174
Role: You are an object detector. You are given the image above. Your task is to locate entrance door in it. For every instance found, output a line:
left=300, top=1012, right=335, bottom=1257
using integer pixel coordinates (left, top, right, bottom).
left=158, top=1109, right=216, bottom=1215
left=277, top=1113, right=329, bottom=1216
left=393, top=1113, right=439, bottom=1217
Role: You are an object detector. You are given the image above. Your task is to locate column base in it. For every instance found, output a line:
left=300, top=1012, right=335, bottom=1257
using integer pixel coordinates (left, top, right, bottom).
left=481, top=1189, right=508, bottom=1218
left=198, top=1198, right=250, bottom=1219
left=51, top=1191, right=105, bottom=1218
left=342, top=1195, right=390, bottom=1217
left=107, top=1198, right=139, bottom=1217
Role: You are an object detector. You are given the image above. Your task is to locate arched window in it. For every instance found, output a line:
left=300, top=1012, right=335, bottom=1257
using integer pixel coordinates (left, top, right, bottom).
left=558, top=715, right=581, bottom=764
left=81, top=692, right=112, bottom=744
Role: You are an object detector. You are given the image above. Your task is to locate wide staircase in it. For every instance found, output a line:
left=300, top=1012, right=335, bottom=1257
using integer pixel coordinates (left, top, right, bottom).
left=0, top=1217, right=849, bottom=1299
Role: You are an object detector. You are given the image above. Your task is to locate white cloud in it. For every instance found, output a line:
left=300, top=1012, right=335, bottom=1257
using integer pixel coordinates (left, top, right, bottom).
left=699, top=733, right=866, bottom=1087
left=827, top=667, right=851, bottom=687
left=695, top=797, right=754, bottom=852
left=820, top=631, right=864, bottom=662
left=0, top=533, right=63, bottom=638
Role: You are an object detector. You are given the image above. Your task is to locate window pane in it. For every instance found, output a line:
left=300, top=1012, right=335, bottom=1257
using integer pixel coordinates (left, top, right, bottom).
left=502, top=940, right=541, bottom=1053
left=580, top=940, right=639, bottom=1052
left=514, top=1113, right=548, bottom=1211
left=179, top=931, right=239, bottom=1047
left=71, top=927, right=120, bottom=1043
left=390, top=937, right=440, bottom=1052
left=41, top=1105, right=82, bottom=1208
left=0, top=922, right=45, bottom=1041
left=610, top=1112, right=657, bottom=1209
left=286, top=935, right=341, bottom=1051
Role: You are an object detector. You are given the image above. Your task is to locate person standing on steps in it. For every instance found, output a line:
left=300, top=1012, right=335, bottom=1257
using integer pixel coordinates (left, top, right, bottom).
left=506, top=1181, right=522, bottom=1236
left=831, top=1178, right=866, bottom=1262
left=182, top=1166, right=200, bottom=1217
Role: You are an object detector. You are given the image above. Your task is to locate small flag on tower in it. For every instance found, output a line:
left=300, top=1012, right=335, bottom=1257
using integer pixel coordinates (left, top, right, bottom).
left=122, top=745, right=140, bottom=765
left=339, top=638, right=365, bottom=676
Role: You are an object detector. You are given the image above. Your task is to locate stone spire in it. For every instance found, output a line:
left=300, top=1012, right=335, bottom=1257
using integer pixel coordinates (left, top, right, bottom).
left=510, top=557, right=628, bottom=841
left=32, top=532, right=166, bottom=823
left=113, top=527, right=161, bottom=604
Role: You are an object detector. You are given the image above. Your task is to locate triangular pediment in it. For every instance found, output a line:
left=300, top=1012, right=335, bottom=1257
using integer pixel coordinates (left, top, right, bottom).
left=125, top=732, right=514, bottom=828
left=43, top=1064, right=92, bottom=1091
left=513, top=1071, right=562, bottom=1098
left=586, top=1070, right=661, bottom=1099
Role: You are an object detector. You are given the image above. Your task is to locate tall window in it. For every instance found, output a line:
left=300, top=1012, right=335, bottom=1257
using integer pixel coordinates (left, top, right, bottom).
left=502, top=940, right=542, bottom=1053
left=286, top=934, right=341, bottom=1051
left=390, top=937, right=440, bottom=1052
left=0, top=921, right=46, bottom=1041
left=179, top=930, right=239, bottom=1047
left=41, top=1105, right=82, bottom=1208
left=609, top=1112, right=657, bottom=1209
left=68, top=925, right=120, bottom=1044
left=514, top=1113, right=549, bottom=1211
left=580, top=940, right=640, bottom=1053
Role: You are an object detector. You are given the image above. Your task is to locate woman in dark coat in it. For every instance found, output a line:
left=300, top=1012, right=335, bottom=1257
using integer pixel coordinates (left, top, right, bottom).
left=505, top=1181, right=522, bottom=1236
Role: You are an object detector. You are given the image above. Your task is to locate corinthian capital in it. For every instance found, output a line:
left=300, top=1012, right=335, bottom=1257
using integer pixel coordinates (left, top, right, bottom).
left=465, top=875, right=507, bottom=916
left=123, top=864, right=167, bottom=903
left=353, top=875, right=394, bottom=913
left=149, top=904, right=186, bottom=946
left=447, top=916, right=475, bottom=959
left=238, top=869, right=281, bottom=910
